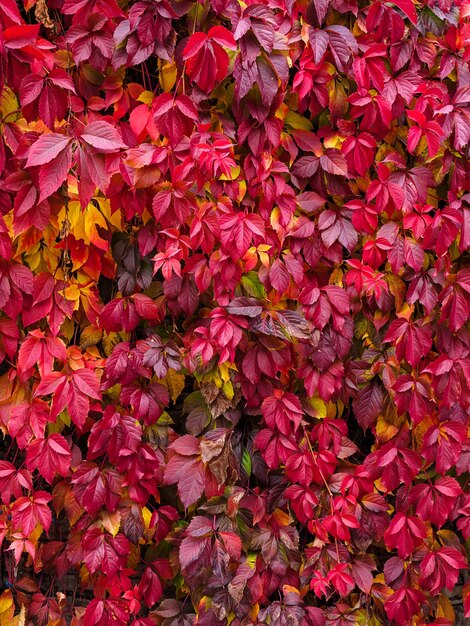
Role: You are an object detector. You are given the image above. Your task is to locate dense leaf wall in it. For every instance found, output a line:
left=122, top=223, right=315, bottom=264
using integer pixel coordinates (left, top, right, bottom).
left=0, top=0, right=469, bottom=624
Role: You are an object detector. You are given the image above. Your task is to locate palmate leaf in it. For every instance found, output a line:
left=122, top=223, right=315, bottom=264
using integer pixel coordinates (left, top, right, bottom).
left=11, top=491, right=53, bottom=536
left=26, top=434, right=71, bottom=484
left=183, top=27, right=236, bottom=93
left=163, top=436, right=206, bottom=508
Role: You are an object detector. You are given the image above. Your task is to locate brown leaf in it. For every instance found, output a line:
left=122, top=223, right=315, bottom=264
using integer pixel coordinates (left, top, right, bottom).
left=201, top=429, right=238, bottom=487
left=35, top=0, right=55, bottom=30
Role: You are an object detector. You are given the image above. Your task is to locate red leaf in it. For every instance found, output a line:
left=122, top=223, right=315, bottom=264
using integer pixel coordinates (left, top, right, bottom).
left=9, top=399, right=51, bottom=449
left=320, top=149, right=349, bottom=176
left=0, top=462, right=32, bottom=503
left=72, top=368, right=101, bottom=400
left=84, top=600, right=104, bottom=626
left=420, top=547, right=467, bottom=595
left=25, top=134, right=71, bottom=167
left=26, top=434, right=71, bottom=484
left=384, top=513, right=428, bottom=558
left=391, top=0, right=417, bottom=24
left=80, top=121, right=127, bottom=152
left=72, top=462, right=122, bottom=515
left=38, top=145, right=72, bottom=202
left=183, top=29, right=235, bottom=93
left=17, top=330, right=66, bottom=380
left=261, top=390, right=303, bottom=436
left=384, top=587, right=425, bottom=624
left=308, top=28, right=329, bottom=65
left=11, top=491, right=53, bottom=536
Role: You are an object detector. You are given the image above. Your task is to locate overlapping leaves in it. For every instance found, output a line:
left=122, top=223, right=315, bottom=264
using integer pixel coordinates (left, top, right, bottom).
left=0, top=0, right=469, bottom=625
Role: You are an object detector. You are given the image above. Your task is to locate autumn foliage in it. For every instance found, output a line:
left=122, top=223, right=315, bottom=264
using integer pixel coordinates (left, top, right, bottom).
left=0, top=0, right=469, bottom=624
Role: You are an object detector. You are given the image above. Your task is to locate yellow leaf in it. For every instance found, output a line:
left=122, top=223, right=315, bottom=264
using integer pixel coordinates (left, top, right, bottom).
left=29, top=524, right=44, bottom=544
left=222, top=380, right=234, bottom=401
left=436, top=594, right=455, bottom=622
left=386, top=274, right=406, bottom=310
left=306, top=396, right=328, bottom=418
left=275, top=102, right=289, bottom=121
left=285, top=111, right=313, bottom=131
left=0, top=590, right=14, bottom=616
left=219, top=362, right=235, bottom=383
left=102, top=331, right=124, bottom=356
left=163, top=369, right=186, bottom=403
left=375, top=142, right=392, bottom=163
left=412, top=414, right=434, bottom=449
left=375, top=410, right=406, bottom=443
left=64, top=284, right=81, bottom=310
left=236, top=179, right=247, bottom=203
left=396, top=302, right=413, bottom=320
left=142, top=506, right=152, bottom=530
left=219, top=165, right=241, bottom=181
left=352, top=609, right=383, bottom=626
left=23, top=240, right=61, bottom=274
left=0, top=373, right=13, bottom=403
left=101, top=510, right=121, bottom=537
left=436, top=529, right=461, bottom=548
left=84, top=203, right=108, bottom=250
left=54, top=49, right=75, bottom=69
left=282, top=585, right=300, bottom=595
left=0, top=86, right=19, bottom=121
left=58, top=200, right=79, bottom=233
left=158, top=61, right=177, bottom=92
left=328, top=80, right=348, bottom=123
left=335, top=399, right=344, bottom=417
left=323, top=133, right=344, bottom=149
left=104, top=384, right=121, bottom=401
left=79, top=563, right=91, bottom=585
left=12, top=604, right=26, bottom=626
left=95, top=197, right=122, bottom=230
left=79, top=325, right=103, bottom=349
left=127, top=543, right=141, bottom=570
left=137, top=90, right=154, bottom=105
left=249, top=603, right=259, bottom=621
left=376, top=390, right=406, bottom=440
left=0, top=379, right=27, bottom=436
left=273, top=508, right=292, bottom=526
left=55, top=409, right=71, bottom=428
left=60, top=199, right=117, bottom=251
left=59, top=317, right=75, bottom=342
left=0, top=595, right=14, bottom=626
left=329, top=266, right=344, bottom=286
left=197, top=596, right=213, bottom=614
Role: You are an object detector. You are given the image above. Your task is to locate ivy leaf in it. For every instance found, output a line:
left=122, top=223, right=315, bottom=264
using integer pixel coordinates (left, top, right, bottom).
left=8, top=399, right=51, bottom=449
left=383, top=513, right=428, bottom=558
left=261, top=390, right=303, bottom=436
left=183, top=27, right=236, bottom=93
left=26, top=434, right=71, bottom=484
left=25, top=134, right=71, bottom=167
left=17, top=330, right=66, bottom=380
left=80, top=121, right=127, bottom=152
left=391, top=0, right=417, bottom=24
left=0, top=462, right=32, bottom=504
left=420, top=547, right=467, bottom=595
left=163, top=436, right=206, bottom=508
left=11, top=491, right=53, bottom=536
left=72, top=462, right=122, bottom=515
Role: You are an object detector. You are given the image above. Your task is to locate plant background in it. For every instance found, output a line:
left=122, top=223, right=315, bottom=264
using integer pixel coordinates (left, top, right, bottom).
left=0, top=0, right=469, bottom=624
